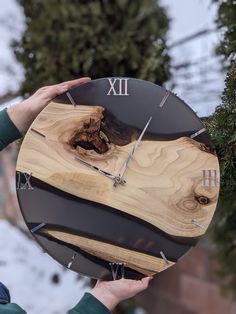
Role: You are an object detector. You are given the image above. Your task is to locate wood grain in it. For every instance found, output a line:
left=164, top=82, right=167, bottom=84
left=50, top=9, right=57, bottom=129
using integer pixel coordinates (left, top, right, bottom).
left=16, top=102, right=220, bottom=238
left=42, top=228, right=174, bottom=276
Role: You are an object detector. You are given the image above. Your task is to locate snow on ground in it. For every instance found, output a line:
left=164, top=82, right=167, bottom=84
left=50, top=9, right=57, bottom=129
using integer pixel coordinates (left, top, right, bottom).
left=0, top=96, right=23, bottom=111
left=0, top=219, right=90, bottom=314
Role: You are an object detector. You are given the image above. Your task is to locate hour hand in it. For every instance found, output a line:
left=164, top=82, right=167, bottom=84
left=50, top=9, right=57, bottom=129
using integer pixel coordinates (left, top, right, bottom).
left=74, top=156, right=125, bottom=186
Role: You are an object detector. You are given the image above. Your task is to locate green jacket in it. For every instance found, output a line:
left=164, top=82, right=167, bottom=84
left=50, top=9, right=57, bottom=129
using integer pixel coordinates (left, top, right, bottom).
left=0, top=108, right=111, bottom=314
left=0, top=293, right=111, bottom=314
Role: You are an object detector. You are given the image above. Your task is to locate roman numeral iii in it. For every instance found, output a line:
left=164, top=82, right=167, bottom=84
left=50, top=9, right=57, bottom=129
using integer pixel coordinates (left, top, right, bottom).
left=202, top=169, right=218, bottom=187
left=107, top=78, right=129, bottom=96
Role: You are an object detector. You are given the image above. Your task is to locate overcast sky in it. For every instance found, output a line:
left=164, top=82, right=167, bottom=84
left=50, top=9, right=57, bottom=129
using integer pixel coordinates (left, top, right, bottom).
left=162, top=0, right=217, bottom=40
left=162, top=0, right=225, bottom=116
left=0, top=0, right=225, bottom=116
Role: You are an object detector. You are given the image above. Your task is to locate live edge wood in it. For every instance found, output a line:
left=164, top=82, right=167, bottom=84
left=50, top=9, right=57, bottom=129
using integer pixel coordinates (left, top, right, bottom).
left=16, top=102, right=220, bottom=238
left=42, top=228, right=174, bottom=276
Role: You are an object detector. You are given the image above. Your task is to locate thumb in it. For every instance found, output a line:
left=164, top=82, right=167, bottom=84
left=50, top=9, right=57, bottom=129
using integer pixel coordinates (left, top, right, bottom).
left=140, top=276, right=154, bottom=287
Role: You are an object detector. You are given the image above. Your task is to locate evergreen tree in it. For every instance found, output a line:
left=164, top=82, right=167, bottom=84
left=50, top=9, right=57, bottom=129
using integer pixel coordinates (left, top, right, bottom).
left=215, top=0, right=236, bottom=62
left=13, top=0, right=170, bottom=97
left=207, top=0, right=236, bottom=298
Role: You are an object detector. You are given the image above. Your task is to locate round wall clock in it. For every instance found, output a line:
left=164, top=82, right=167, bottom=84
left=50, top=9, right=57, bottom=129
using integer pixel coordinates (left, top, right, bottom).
left=16, top=77, right=220, bottom=281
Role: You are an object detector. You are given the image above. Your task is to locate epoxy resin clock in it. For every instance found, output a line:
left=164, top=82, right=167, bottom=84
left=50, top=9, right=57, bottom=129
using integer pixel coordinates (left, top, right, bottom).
left=16, top=78, right=220, bottom=280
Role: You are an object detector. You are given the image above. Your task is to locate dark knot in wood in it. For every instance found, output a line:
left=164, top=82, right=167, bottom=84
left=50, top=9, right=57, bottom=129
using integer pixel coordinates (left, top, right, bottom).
left=199, top=143, right=216, bottom=155
left=195, top=195, right=210, bottom=205
left=69, top=118, right=109, bottom=154
left=69, top=109, right=136, bottom=154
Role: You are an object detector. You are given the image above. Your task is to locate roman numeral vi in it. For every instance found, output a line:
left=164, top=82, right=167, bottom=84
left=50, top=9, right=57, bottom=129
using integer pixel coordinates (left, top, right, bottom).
left=109, top=262, right=126, bottom=280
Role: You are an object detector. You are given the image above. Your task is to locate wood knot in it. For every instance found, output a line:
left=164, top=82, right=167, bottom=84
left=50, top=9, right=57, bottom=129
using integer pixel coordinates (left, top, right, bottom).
left=69, top=118, right=109, bottom=154
left=68, top=108, right=137, bottom=154
left=199, top=143, right=216, bottom=155
left=195, top=195, right=210, bottom=205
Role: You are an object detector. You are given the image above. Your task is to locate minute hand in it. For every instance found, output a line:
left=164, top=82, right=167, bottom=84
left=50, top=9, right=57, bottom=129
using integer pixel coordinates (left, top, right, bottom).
left=117, top=116, right=153, bottom=183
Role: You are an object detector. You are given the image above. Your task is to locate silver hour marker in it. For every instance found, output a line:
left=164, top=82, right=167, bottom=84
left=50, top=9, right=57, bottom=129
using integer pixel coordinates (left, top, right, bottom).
left=192, top=219, right=205, bottom=229
left=31, top=128, right=46, bottom=138
left=67, top=253, right=77, bottom=269
left=191, top=128, right=206, bottom=139
left=66, top=91, right=77, bottom=106
left=202, top=169, right=218, bottom=187
left=107, top=78, right=129, bottom=96
left=31, top=223, right=46, bottom=233
left=159, top=91, right=171, bottom=108
left=160, top=251, right=169, bottom=265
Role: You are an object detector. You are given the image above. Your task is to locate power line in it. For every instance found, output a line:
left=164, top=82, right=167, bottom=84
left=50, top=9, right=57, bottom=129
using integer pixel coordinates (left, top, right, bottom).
left=169, top=28, right=218, bottom=49
left=171, top=57, right=222, bottom=70
left=173, top=68, right=223, bottom=78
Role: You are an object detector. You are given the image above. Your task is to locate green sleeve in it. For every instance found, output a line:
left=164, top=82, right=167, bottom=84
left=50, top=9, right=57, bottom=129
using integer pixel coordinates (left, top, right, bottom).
left=0, top=303, right=26, bottom=313
left=68, top=293, right=111, bottom=314
left=0, top=108, right=22, bottom=151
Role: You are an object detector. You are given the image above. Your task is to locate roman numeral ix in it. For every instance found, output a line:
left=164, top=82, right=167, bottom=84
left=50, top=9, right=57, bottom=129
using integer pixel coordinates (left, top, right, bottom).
left=16, top=171, right=34, bottom=190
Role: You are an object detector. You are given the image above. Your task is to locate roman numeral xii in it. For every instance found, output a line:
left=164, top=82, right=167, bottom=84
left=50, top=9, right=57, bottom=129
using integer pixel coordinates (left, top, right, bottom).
left=107, top=78, right=129, bottom=96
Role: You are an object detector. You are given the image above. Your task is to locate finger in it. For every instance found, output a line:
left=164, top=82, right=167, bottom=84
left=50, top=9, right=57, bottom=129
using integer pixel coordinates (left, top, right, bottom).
left=44, top=77, right=91, bottom=100
left=44, top=84, right=69, bottom=100
left=96, top=279, right=105, bottom=284
left=60, top=77, right=91, bottom=89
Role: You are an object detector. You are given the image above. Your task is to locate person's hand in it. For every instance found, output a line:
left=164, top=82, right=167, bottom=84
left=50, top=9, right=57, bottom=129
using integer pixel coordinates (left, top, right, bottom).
left=7, top=77, right=91, bottom=134
left=91, top=277, right=153, bottom=311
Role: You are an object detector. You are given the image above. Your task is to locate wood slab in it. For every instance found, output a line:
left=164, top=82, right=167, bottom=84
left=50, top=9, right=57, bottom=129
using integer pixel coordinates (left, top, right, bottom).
left=16, top=102, right=220, bottom=239
left=41, top=228, right=174, bottom=276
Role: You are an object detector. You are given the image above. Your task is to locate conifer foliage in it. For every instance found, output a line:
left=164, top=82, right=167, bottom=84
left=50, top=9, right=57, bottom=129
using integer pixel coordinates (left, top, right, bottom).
left=208, top=0, right=236, bottom=297
left=14, top=0, right=170, bottom=97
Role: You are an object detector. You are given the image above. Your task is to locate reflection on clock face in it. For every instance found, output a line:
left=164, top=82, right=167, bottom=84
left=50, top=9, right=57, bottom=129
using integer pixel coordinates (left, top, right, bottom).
left=16, top=78, right=220, bottom=280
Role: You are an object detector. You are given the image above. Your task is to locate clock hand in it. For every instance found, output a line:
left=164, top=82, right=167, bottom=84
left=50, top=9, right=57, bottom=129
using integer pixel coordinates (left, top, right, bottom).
left=117, top=116, right=153, bottom=184
left=74, top=156, right=126, bottom=185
